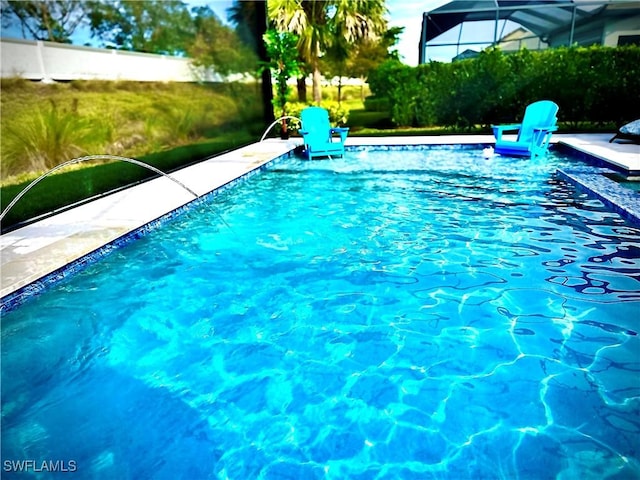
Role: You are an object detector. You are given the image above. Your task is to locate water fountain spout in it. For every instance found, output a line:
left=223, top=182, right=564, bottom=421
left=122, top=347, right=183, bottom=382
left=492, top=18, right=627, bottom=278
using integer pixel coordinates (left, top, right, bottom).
left=260, top=116, right=302, bottom=142
left=0, top=154, right=199, bottom=224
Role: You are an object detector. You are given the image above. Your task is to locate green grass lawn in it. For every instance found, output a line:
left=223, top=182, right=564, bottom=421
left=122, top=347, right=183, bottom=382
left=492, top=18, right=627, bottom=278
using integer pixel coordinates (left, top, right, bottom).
left=0, top=79, right=264, bottom=181
left=0, top=79, right=265, bottom=231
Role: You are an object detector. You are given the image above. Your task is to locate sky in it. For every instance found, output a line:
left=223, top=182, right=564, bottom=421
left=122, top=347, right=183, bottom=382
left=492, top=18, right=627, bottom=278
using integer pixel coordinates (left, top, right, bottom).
left=386, top=0, right=443, bottom=65
left=0, top=0, right=508, bottom=65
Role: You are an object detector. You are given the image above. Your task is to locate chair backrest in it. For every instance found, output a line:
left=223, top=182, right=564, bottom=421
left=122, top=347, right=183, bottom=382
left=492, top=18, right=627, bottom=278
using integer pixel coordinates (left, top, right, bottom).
left=301, top=107, right=331, bottom=144
left=518, top=100, right=559, bottom=144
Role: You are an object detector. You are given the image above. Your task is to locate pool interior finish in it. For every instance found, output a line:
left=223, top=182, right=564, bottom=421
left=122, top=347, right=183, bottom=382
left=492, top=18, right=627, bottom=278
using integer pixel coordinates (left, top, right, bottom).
left=604, top=172, right=640, bottom=192
left=1, top=146, right=639, bottom=479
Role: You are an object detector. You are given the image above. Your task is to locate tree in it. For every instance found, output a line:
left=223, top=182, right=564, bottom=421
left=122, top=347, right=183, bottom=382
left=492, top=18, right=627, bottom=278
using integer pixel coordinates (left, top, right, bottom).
left=1, top=0, right=85, bottom=43
left=344, top=25, right=403, bottom=100
left=322, top=23, right=401, bottom=105
left=321, top=37, right=350, bottom=105
left=347, top=26, right=403, bottom=78
left=86, top=0, right=194, bottom=55
left=262, top=29, right=302, bottom=136
left=188, top=5, right=258, bottom=76
left=268, top=0, right=387, bottom=103
left=227, top=1, right=274, bottom=124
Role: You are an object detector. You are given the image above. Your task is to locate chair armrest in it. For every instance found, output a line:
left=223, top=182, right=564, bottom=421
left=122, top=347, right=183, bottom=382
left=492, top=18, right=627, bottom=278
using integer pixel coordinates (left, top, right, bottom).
left=299, top=130, right=311, bottom=142
left=492, top=123, right=521, bottom=142
left=331, top=127, right=349, bottom=143
left=492, top=123, right=521, bottom=131
left=532, top=125, right=558, bottom=133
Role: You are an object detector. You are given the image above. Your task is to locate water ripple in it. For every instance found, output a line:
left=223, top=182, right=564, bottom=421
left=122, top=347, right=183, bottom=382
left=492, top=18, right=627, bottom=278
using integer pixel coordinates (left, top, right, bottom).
left=2, top=148, right=639, bottom=478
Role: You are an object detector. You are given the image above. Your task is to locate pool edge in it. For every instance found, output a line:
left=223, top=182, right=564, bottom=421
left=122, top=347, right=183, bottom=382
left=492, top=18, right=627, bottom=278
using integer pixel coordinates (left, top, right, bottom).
left=556, top=169, right=640, bottom=226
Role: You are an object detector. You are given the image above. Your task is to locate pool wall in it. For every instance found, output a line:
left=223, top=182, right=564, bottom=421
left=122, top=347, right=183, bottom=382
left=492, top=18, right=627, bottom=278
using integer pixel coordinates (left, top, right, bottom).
left=554, top=140, right=640, bottom=224
left=557, top=168, right=640, bottom=226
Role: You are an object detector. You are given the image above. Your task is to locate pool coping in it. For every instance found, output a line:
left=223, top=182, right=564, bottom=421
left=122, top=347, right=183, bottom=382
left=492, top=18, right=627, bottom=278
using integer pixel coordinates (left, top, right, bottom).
left=1, top=134, right=638, bottom=311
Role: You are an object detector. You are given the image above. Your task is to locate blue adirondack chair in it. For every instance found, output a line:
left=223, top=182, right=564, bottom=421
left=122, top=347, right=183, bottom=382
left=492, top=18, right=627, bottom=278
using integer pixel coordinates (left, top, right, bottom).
left=299, top=107, right=349, bottom=159
left=492, top=100, right=559, bottom=157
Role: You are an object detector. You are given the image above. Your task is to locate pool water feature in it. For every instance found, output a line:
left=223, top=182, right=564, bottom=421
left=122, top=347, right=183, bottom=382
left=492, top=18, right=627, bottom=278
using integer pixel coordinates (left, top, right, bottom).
left=2, top=146, right=639, bottom=479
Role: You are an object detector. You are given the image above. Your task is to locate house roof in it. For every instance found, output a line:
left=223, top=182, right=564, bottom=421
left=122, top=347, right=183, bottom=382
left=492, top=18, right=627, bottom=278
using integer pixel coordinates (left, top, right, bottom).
left=419, top=0, right=640, bottom=62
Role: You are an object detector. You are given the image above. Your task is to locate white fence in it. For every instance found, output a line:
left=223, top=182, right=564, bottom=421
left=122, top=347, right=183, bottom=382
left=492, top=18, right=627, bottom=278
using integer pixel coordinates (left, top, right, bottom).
left=0, top=37, right=366, bottom=87
left=0, top=38, right=224, bottom=82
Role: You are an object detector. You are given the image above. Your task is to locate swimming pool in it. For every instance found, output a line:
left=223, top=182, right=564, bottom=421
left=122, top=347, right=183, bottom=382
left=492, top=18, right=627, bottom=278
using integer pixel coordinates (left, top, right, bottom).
left=604, top=172, right=640, bottom=192
left=2, top=146, right=639, bottom=479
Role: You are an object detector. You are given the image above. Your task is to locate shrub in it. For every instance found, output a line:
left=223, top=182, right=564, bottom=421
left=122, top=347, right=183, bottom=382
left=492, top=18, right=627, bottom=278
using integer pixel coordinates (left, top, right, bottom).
left=286, top=101, right=350, bottom=128
left=368, top=45, right=640, bottom=129
left=363, top=96, right=391, bottom=112
left=3, top=100, right=94, bottom=174
left=368, top=60, right=420, bottom=127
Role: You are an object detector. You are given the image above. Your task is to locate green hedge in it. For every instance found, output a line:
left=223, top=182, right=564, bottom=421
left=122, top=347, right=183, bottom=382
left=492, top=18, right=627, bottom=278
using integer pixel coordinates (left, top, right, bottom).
left=368, top=45, right=640, bottom=128
left=284, top=101, right=350, bottom=128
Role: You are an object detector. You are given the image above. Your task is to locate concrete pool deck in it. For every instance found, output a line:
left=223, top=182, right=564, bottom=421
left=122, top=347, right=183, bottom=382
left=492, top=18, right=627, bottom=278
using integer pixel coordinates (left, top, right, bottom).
left=1, top=133, right=638, bottom=304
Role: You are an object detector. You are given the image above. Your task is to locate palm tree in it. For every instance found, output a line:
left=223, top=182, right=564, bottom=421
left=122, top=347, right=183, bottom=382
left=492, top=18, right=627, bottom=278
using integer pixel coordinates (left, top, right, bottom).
left=268, top=0, right=387, bottom=104
left=228, top=1, right=275, bottom=125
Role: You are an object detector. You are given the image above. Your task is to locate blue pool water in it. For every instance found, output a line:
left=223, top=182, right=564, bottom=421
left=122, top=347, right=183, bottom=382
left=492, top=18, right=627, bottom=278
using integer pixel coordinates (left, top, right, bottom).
left=2, top=146, right=639, bottom=479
